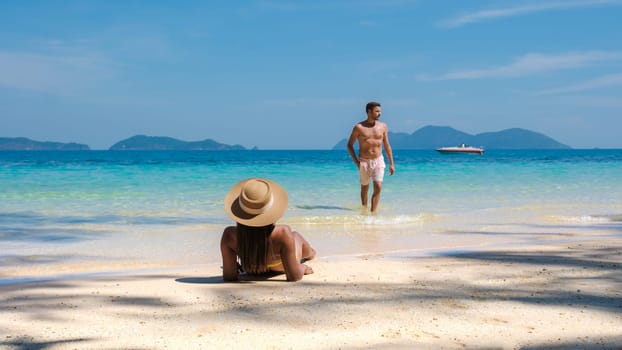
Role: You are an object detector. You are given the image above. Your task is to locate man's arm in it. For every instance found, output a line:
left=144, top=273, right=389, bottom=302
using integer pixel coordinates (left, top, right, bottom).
left=347, top=125, right=360, bottom=167
left=383, top=125, right=395, bottom=175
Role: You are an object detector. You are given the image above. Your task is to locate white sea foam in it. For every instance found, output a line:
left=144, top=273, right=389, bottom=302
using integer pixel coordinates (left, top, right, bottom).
left=546, top=215, right=612, bottom=224
left=286, top=212, right=435, bottom=226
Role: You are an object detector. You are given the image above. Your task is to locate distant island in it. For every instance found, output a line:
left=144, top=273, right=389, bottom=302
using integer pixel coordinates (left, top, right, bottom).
left=109, top=135, right=246, bottom=150
left=333, top=126, right=570, bottom=150
left=0, top=137, right=90, bottom=151
left=2, top=127, right=570, bottom=151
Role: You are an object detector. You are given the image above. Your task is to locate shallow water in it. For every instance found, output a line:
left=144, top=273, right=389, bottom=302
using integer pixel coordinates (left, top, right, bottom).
left=1, top=150, right=621, bottom=277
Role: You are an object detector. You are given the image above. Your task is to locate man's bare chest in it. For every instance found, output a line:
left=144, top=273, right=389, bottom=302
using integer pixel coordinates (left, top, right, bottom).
left=358, top=126, right=383, bottom=140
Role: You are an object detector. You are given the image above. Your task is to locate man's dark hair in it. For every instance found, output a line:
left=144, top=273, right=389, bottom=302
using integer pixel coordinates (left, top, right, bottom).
left=366, top=101, right=381, bottom=113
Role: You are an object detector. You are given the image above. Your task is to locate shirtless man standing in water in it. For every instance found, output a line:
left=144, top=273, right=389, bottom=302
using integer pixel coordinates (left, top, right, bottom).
left=347, top=101, right=395, bottom=213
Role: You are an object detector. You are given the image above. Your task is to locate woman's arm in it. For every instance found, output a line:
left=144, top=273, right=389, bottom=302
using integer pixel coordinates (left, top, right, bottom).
left=220, top=226, right=239, bottom=282
left=278, top=226, right=311, bottom=282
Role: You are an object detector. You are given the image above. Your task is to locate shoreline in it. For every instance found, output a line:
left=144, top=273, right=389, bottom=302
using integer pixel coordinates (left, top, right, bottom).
left=2, top=226, right=620, bottom=286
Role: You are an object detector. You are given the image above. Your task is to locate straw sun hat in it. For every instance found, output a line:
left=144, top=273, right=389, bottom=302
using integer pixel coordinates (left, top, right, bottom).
left=224, top=178, right=288, bottom=227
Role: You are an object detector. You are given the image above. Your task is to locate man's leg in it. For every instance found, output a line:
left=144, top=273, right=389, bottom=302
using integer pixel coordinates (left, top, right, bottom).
left=360, top=184, right=369, bottom=208
left=370, top=181, right=382, bottom=213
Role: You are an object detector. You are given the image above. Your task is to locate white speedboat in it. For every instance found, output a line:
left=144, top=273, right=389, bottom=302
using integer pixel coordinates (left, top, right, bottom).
left=436, top=144, right=484, bottom=155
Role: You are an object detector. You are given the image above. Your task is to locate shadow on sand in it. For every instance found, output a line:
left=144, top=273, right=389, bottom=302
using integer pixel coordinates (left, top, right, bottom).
left=175, top=270, right=286, bottom=284
left=1, top=237, right=621, bottom=349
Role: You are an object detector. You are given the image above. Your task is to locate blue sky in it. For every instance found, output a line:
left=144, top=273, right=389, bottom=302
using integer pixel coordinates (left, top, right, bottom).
left=1, top=0, right=621, bottom=149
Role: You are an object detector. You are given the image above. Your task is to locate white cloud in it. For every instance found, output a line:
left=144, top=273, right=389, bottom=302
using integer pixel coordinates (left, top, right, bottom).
left=537, top=73, right=622, bottom=94
left=419, top=51, right=622, bottom=81
left=0, top=50, right=117, bottom=96
left=440, top=0, right=622, bottom=28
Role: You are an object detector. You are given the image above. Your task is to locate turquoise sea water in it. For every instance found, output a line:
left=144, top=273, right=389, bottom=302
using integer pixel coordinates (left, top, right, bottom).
left=1, top=150, right=622, bottom=278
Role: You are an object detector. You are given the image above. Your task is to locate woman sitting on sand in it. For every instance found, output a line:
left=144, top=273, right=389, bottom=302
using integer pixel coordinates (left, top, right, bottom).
left=220, top=178, right=316, bottom=282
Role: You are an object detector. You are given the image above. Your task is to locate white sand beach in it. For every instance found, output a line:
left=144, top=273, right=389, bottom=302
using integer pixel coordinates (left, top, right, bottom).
left=1, top=235, right=621, bottom=350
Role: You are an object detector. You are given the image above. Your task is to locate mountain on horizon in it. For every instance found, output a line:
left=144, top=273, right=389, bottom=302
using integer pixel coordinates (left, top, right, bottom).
left=108, top=135, right=246, bottom=150
left=0, top=137, right=90, bottom=151
left=2, top=127, right=570, bottom=151
left=332, top=126, right=570, bottom=150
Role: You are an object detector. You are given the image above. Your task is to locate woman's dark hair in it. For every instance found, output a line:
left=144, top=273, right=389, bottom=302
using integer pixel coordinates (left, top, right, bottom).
left=236, top=223, right=275, bottom=274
